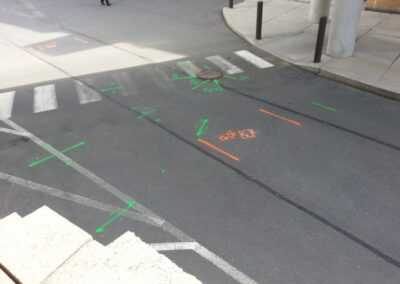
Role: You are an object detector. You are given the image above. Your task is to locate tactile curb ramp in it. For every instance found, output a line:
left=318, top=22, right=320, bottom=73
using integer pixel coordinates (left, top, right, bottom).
left=0, top=206, right=92, bottom=284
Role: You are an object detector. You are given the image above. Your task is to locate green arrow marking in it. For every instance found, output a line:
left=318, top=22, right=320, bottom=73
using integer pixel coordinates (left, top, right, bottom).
left=95, top=200, right=136, bottom=234
left=196, top=118, right=209, bottom=137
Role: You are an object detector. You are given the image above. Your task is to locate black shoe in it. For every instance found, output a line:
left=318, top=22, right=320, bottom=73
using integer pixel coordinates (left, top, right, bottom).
left=106, top=3, right=111, bottom=6
left=101, top=1, right=104, bottom=5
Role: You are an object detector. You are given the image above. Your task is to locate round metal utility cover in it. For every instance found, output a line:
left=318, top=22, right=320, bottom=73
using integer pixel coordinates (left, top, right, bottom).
left=197, top=70, right=223, bottom=80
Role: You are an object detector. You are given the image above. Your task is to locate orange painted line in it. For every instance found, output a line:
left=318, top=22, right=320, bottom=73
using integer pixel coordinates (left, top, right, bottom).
left=259, top=108, right=301, bottom=126
left=197, top=138, right=240, bottom=162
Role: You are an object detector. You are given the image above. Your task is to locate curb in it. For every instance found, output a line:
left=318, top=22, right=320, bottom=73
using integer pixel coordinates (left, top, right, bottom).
left=222, top=7, right=400, bottom=102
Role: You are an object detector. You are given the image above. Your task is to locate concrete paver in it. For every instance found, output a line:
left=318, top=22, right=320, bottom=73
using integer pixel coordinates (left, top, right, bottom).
left=223, top=0, right=400, bottom=100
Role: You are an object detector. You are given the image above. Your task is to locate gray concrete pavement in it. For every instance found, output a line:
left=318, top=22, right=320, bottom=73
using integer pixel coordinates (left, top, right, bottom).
left=1, top=0, right=400, bottom=283
left=223, top=0, right=400, bottom=100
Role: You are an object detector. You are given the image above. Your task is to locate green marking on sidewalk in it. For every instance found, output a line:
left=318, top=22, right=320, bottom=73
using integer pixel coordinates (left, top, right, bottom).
left=95, top=200, right=136, bottom=234
left=171, top=73, right=196, bottom=81
left=137, top=109, right=156, bottom=119
left=161, top=168, right=167, bottom=173
left=213, top=80, right=222, bottom=92
left=312, top=101, right=336, bottom=112
left=29, top=141, right=86, bottom=168
left=223, top=75, right=237, bottom=80
left=196, top=118, right=209, bottom=137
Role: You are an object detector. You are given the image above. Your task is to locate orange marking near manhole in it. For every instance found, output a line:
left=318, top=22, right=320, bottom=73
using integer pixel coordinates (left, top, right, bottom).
left=197, top=138, right=240, bottom=162
left=259, top=108, right=301, bottom=127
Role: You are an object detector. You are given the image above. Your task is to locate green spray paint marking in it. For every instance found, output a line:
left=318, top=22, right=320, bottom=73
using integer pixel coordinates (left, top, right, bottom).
left=171, top=73, right=196, bottom=81
left=224, top=75, right=237, bottom=80
left=312, top=101, right=336, bottom=112
left=239, top=75, right=250, bottom=81
left=29, top=141, right=86, bottom=168
left=203, top=65, right=211, bottom=71
left=95, top=200, right=136, bottom=234
left=100, top=83, right=123, bottom=94
left=161, top=168, right=167, bottom=173
left=192, top=80, right=210, bottom=90
left=213, top=80, right=222, bottom=91
left=137, top=109, right=156, bottom=119
left=196, top=118, right=209, bottom=137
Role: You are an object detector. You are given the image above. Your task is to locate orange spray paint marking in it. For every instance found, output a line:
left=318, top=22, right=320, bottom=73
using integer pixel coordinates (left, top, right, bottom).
left=259, top=108, right=301, bottom=127
left=238, top=129, right=256, bottom=140
left=218, top=130, right=237, bottom=142
left=198, top=138, right=240, bottom=162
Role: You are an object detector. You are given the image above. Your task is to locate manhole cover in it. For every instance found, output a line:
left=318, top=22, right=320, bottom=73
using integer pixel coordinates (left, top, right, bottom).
left=197, top=70, right=223, bottom=80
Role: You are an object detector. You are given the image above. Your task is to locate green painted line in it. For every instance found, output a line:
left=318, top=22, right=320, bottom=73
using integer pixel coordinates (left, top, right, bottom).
left=171, top=73, right=196, bottom=81
left=312, top=101, right=336, bottom=112
left=155, top=118, right=160, bottom=123
left=29, top=141, right=86, bottom=168
left=196, top=118, right=209, bottom=137
left=137, top=109, right=156, bottom=119
left=161, top=168, right=167, bottom=173
left=100, top=86, right=123, bottom=93
left=192, top=80, right=210, bottom=90
left=96, top=200, right=136, bottom=234
left=223, top=75, right=237, bottom=80
left=203, top=65, right=211, bottom=71
left=213, top=80, right=223, bottom=92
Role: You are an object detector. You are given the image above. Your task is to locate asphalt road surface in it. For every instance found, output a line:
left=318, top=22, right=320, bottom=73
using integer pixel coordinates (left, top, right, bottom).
left=1, top=0, right=400, bottom=283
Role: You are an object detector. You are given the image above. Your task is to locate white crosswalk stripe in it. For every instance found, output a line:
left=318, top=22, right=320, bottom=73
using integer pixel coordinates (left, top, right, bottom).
left=234, top=50, right=274, bottom=69
left=74, top=79, right=102, bottom=104
left=33, top=84, right=58, bottom=113
left=205, top=55, right=243, bottom=75
left=0, top=91, right=15, bottom=118
left=176, top=61, right=202, bottom=76
left=111, top=72, right=135, bottom=96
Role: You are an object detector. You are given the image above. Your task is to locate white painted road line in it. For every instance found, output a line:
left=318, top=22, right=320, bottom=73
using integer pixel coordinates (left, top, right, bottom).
left=0, top=127, right=29, bottom=137
left=74, top=80, right=102, bottom=104
left=111, top=72, right=134, bottom=96
left=176, top=60, right=202, bottom=76
left=0, top=116, right=258, bottom=284
left=0, top=91, right=15, bottom=119
left=234, top=50, right=274, bottom=69
left=150, top=242, right=197, bottom=251
left=206, top=55, right=243, bottom=75
left=0, top=171, right=158, bottom=227
left=33, top=84, right=57, bottom=113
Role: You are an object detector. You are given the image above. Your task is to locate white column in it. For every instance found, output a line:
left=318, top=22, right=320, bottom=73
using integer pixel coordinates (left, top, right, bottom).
left=326, top=0, right=364, bottom=58
left=308, top=0, right=332, bottom=23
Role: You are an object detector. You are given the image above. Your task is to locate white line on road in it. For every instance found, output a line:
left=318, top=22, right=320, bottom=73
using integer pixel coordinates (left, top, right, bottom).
left=75, top=79, right=102, bottom=104
left=33, top=84, right=57, bottom=113
left=0, top=117, right=258, bottom=284
left=0, top=91, right=15, bottom=118
left=0, top=127, right=29, bottom=137
left=176, top=60, right=202, bottom=76
left=0, top=171, right=158, bottom=227
left=111, top=72, right=134, bottom=97
left=206, top=55, right=243, bottom=75
left=150, top=242, right=197, bottom=251
left=234, top=50, right=274, bottom=69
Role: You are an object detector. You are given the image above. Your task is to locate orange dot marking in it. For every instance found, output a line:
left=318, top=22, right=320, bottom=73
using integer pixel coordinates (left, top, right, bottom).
left=259, top=108, right=301, bottom=127
left=198, top=138, right=240, bottom=162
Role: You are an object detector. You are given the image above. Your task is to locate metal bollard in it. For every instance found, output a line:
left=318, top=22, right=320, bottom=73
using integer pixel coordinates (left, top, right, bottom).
left=313, top=16, right=328, bottom=63
left=229, top=0, right=233, bottom=8
left=256, top=1, right=263, bottom=40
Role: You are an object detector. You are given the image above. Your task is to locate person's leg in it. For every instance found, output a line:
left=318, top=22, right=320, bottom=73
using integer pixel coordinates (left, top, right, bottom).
left=105, top=0, right=111, bottom=6
left=101, top=0, right=105, bottom=5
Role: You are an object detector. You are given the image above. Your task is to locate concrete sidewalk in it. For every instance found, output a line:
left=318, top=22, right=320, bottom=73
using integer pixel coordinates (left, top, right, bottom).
left=223, top=0, right=400, bottom=100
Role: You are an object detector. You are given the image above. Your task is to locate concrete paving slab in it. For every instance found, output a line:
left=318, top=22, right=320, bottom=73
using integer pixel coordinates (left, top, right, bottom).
left=44, top=232, right=201, bottom=284
left=0, top=206, right=92, bottom=284
left=0, top=269, right=14, bottom=284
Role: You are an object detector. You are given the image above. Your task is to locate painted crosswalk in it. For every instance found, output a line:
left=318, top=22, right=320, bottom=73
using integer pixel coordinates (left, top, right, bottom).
left=33, top=84, right=57, bottom=113
left=206, top=55, right=244, bottom=75
left=74, top=79, right=102, bottom=104
left=234, top=50, right=274, bottom=69
left=0, top=50, right=274, bottom=119
left=0, top=91, right=15, bottom=118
